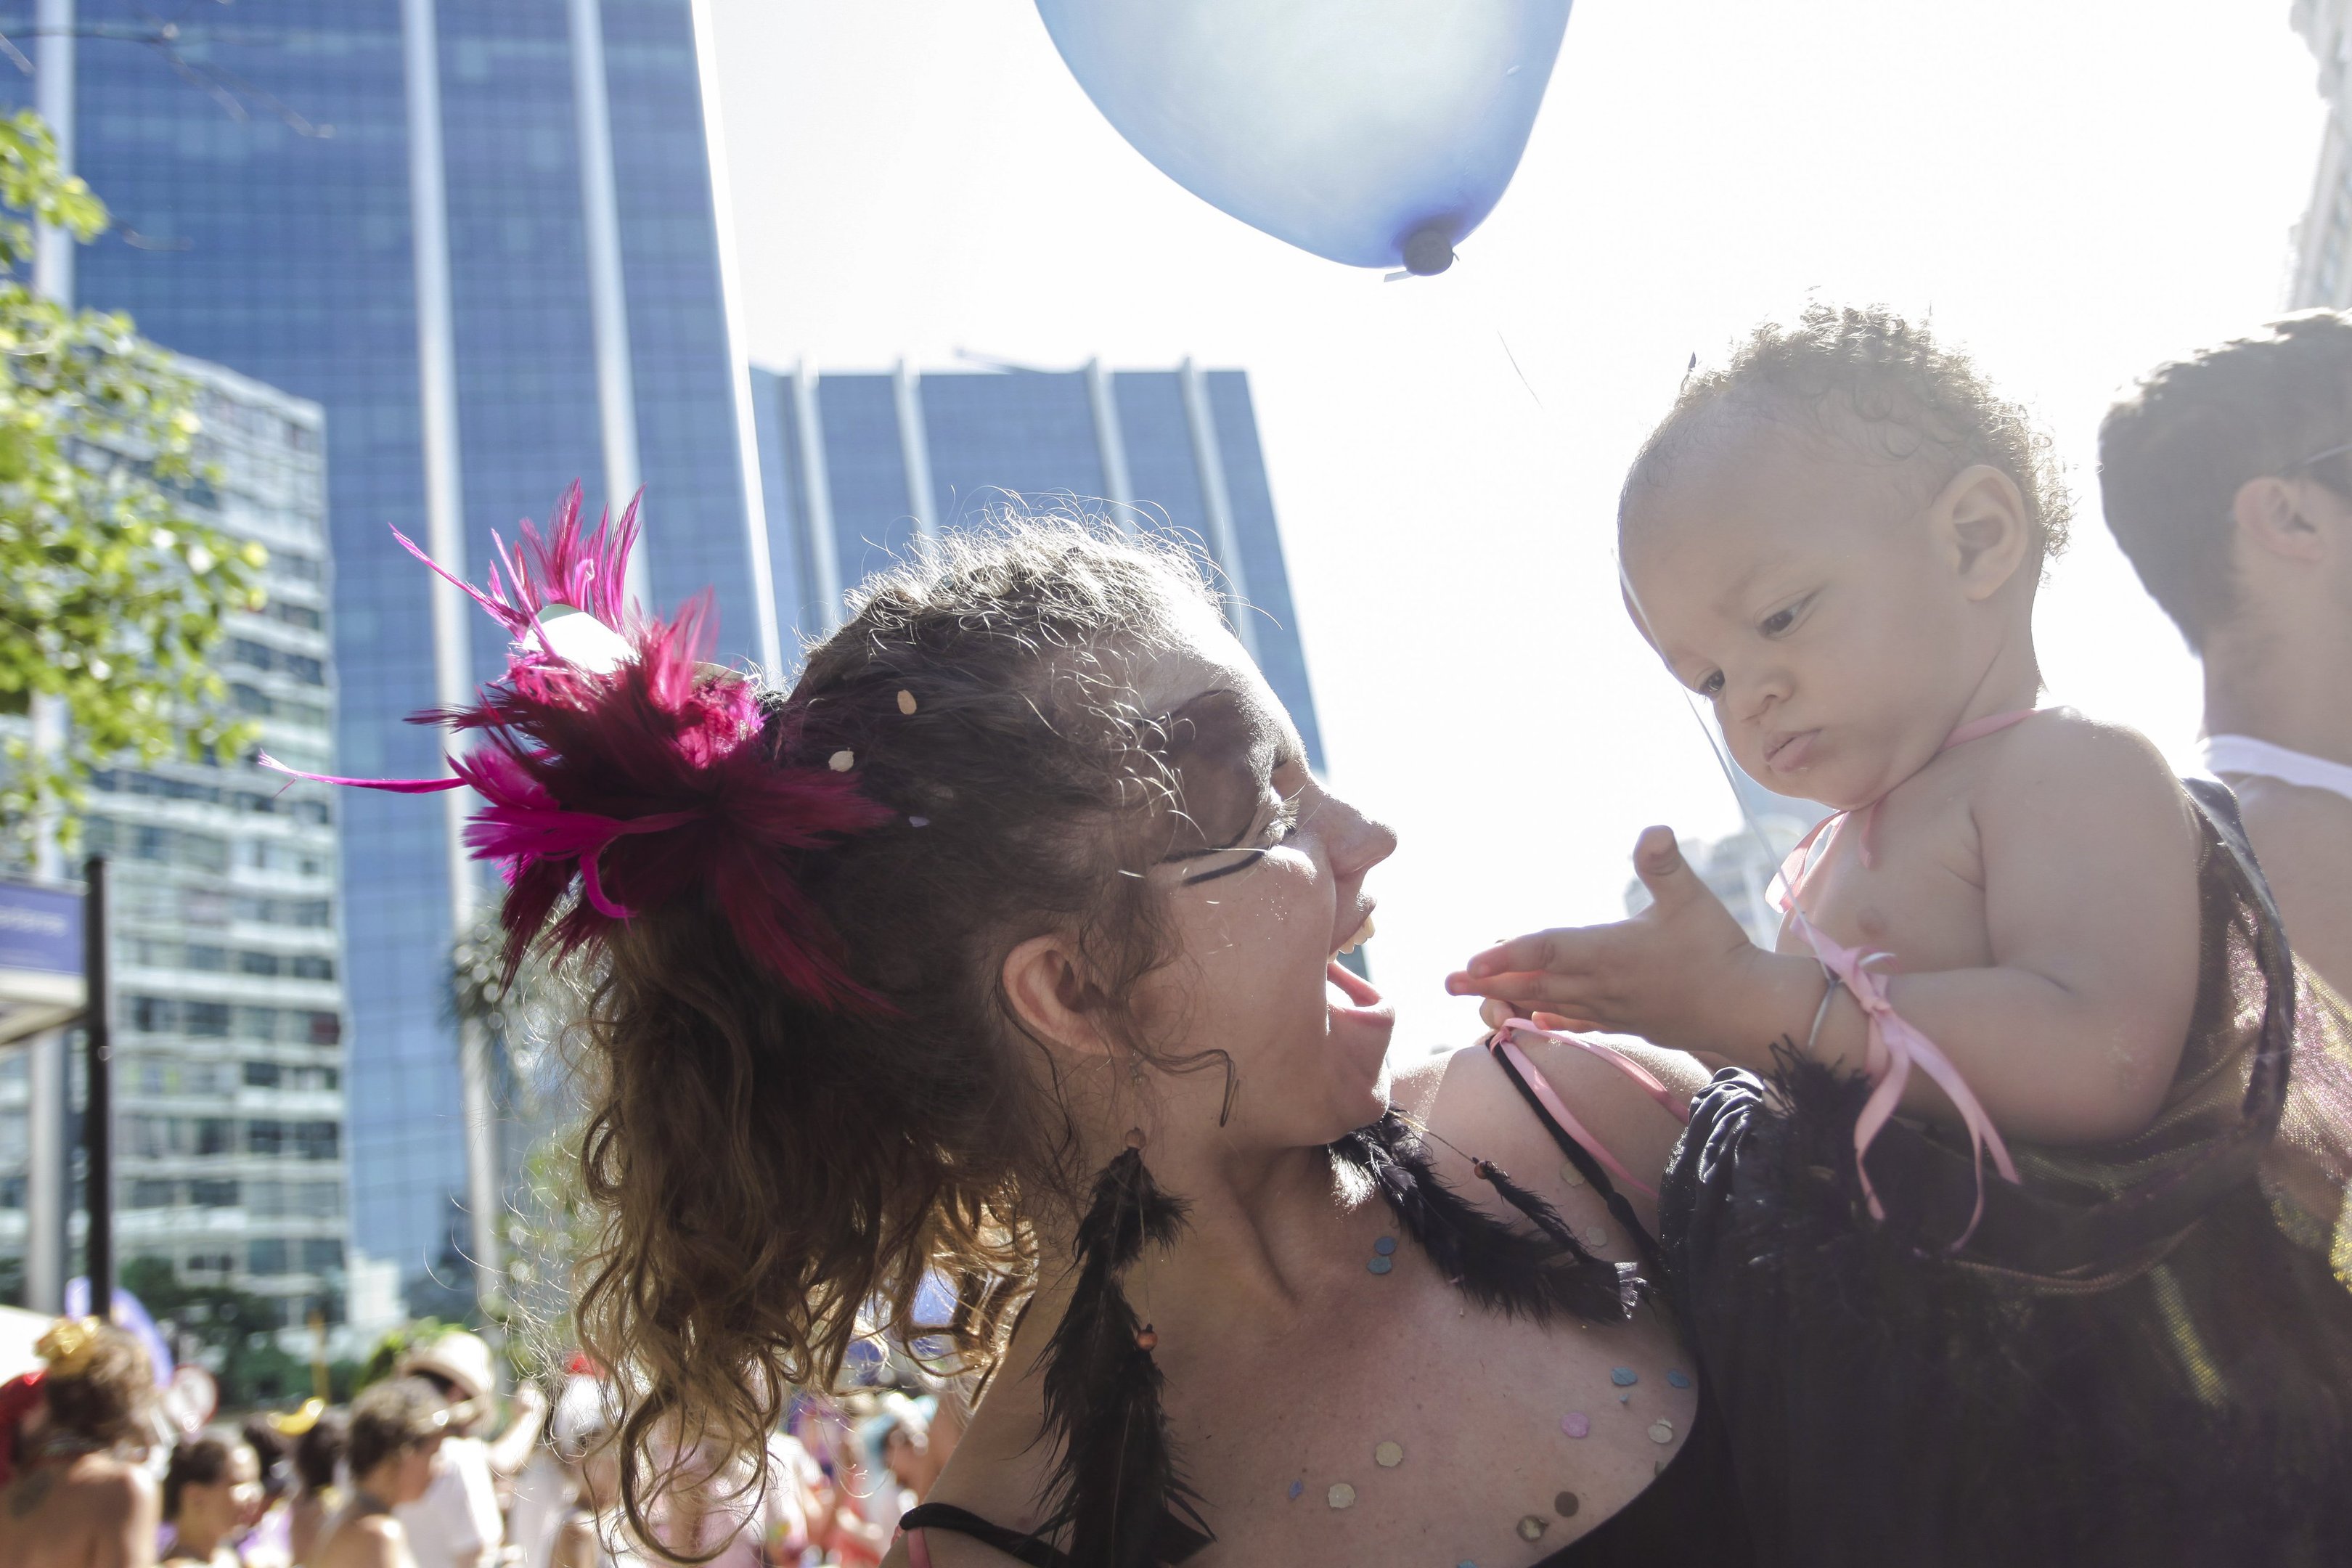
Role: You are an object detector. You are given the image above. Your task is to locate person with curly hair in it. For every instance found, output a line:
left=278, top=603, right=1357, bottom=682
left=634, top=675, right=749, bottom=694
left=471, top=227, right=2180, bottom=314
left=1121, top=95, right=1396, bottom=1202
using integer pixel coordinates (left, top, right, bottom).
left=284, top=489, right=1755, bottom=1568
left=0, top=1318, right=160, bottom=1568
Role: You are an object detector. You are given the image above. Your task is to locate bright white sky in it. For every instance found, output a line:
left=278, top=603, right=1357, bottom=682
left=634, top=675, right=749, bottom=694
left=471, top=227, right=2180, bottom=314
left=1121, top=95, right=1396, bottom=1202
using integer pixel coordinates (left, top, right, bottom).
left=708, top=0, right=2326, bottom=1055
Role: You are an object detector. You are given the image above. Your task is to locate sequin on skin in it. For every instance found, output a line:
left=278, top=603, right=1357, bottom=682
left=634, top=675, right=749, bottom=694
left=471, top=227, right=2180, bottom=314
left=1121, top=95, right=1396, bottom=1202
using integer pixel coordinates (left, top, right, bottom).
left=1371, top=1235, right=1397, bottom=1255
left=1286, top=1480, right=1303, bottom=1500
left=1583, top=1225, right=1608, bottom=1247
left=1518, top=1516, right=1549, bottom=1542
left=1649, top=1421, right=1676, bottom=1445
left=1365, top=1254, right=1393, bottom=1275
left=1561, top=1164, right=1586, bottom=1186
left=1554, top=1491, right=1580, bottom=1518
left=1560, top=1412, right=1590, bottom=1438
left=1666, top=1368, right=1692, bottom=1389
left=1374, top=1441, right=1403, bottom=1468
left=1327, top=1482, right=1356, bottom=1509
left=1611, top=1367, right=1638, bottom=1387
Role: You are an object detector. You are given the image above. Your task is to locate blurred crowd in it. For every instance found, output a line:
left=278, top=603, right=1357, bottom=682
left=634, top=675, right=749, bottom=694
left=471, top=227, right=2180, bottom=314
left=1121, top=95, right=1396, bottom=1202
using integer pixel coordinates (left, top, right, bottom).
left=1, top=1319, right=963, bottom=1568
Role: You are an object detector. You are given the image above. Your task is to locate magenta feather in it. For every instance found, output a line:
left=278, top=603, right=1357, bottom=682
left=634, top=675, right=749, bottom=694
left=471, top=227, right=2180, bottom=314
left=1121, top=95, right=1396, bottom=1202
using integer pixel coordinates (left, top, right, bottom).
left=262, top=483, right=893, bottom=1011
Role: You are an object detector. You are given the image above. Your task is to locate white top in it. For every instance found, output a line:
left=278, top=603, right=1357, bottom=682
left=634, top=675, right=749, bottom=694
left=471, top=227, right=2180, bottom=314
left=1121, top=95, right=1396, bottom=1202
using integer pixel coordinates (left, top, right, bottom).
left=395, top=1435, right=504, bottom=1568
left=2204, top=734, right=2352, bottom=803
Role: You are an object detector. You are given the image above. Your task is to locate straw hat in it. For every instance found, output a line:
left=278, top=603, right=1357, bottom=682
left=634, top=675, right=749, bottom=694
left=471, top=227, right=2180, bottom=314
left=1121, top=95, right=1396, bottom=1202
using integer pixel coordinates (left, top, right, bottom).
left=399, top=1330, right=497, bottom=1427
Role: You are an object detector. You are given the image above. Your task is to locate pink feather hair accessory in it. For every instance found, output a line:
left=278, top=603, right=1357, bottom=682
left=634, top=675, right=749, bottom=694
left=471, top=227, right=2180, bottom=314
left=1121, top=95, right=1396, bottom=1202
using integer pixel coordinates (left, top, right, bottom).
left=264, top=482, right=895, bottom=1012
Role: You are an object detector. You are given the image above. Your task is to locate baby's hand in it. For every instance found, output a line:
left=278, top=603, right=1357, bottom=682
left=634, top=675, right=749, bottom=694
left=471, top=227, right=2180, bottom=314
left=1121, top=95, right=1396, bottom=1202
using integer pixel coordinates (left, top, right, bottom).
left=1446, top=827, right=1771, bottom=1058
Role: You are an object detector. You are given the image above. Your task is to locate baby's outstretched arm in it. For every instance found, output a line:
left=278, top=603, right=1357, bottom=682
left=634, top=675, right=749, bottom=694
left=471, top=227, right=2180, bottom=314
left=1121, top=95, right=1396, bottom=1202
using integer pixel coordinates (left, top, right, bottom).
left=1450, top=722, right=2203, bottom=1146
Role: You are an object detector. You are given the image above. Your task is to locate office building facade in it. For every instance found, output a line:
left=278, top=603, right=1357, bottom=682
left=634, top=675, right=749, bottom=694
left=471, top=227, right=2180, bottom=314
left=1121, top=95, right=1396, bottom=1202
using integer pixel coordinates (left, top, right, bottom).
left=0, top=357, right=349, bottom=1328
left=3, top=0, right=772, bottom=1306
left=2293, top=0, right=2352, bottom=306
left=748, top=362, right=1326, bottom=772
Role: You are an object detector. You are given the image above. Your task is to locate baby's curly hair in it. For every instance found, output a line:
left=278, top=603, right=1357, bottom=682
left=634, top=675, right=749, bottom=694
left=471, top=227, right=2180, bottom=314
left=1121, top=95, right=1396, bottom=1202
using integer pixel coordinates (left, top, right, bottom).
left=1622, top=303, right=2071, bottom=563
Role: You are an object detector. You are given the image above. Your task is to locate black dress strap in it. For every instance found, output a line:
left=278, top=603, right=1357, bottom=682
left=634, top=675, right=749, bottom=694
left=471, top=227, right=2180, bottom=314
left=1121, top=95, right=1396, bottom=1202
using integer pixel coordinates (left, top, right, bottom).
left=899, top=1503, right=1073, bottom=1568
left=1487, top=1034, right=1667, bottom=1279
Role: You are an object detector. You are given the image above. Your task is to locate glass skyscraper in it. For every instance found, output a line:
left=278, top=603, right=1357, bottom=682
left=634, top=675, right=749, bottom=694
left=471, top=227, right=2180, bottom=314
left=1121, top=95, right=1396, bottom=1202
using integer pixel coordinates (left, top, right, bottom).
left=748, top=362, right=1326, bottom=772
left=2, top=0, right=774, bottom=1307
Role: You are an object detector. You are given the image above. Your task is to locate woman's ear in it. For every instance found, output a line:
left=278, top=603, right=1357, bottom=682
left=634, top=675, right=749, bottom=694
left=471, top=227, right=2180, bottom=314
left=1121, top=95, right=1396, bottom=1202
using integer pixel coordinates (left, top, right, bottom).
left=1001, top=932, right=1116, bottom=1057
left=1935, top=464, right=2033, bottom=600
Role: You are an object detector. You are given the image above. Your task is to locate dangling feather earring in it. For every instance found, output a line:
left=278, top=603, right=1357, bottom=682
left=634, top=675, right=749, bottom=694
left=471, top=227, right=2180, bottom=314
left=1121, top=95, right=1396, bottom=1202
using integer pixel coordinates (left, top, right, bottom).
left=1033, top=1130, right=1213, bottom=1567
left=1330, top=1111, right=1640, bottom=1324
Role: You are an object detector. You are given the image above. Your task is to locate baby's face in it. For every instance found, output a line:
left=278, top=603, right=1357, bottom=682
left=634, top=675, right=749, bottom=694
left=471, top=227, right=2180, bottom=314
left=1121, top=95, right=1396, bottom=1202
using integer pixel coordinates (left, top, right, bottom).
left=1621, top=424, right=1993, bottom=812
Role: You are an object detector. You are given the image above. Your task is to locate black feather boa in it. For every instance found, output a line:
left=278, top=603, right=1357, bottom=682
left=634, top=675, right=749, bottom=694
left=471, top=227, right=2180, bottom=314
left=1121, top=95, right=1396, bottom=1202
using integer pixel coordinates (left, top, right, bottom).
left=1329, top=1110, right=1641, bottom=1324
left=1029, top=1116, right=1643, bottom=1567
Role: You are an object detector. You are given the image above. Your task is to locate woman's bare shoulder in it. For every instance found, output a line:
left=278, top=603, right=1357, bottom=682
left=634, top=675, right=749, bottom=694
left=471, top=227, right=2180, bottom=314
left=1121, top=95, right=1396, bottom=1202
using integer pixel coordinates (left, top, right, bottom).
left=1421, top=1034, right=1701, bottom=1231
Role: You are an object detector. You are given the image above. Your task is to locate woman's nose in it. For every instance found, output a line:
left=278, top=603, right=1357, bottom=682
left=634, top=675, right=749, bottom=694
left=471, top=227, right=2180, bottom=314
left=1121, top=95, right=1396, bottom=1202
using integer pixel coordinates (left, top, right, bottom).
left=1326, top=795, right=1397, bottom=879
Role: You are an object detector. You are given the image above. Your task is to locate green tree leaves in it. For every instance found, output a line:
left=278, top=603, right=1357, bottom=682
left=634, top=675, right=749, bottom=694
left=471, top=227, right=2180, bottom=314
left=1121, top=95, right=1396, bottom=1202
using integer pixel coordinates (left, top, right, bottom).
left=0, top=109, right=264, bottom=857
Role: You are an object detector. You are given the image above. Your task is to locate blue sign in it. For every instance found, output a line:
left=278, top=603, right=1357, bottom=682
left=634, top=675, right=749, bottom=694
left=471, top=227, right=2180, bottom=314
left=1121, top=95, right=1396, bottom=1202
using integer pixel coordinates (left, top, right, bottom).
left=0, top=879, right=80, bottom=976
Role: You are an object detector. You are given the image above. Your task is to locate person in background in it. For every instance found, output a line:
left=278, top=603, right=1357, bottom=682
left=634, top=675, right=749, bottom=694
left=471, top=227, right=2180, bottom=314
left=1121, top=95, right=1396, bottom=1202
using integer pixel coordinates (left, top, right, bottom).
left=859, top=1395, right=943, bottom=1509
left=391, top=1332, right=545, bottom=1568
left=237, top=1416, right=295, bottom=1568
left=288, top=1408, right=350, bottom=1567
left=2102, top=310, right=2352, bottom=997
left=311, top=1381, right=449, bottom=1568
left=0, top=1318, right=160, bottom=1568
left=544, top=1376, right=633, bottom=1568
left=161, top=1430, right=264, bottom=1568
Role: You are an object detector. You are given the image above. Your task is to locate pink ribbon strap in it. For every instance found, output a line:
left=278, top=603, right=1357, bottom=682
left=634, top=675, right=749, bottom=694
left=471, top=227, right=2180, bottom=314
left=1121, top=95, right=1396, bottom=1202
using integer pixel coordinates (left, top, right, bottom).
left=1784, top=907, right=2020, bottom=1244
left=1487, top=1024, right=1689, bottom=1201
left=1771, top=708, right=2041, bottom=1246
left=905, top=1529, right=931, bottom=1568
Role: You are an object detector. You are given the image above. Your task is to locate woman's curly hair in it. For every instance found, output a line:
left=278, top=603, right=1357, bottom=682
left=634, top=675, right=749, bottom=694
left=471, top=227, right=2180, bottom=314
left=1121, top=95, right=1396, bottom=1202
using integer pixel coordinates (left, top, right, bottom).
left=1623, top=303, right=2072, bottom=563
left=563, top=518, right=1228, bottom=1545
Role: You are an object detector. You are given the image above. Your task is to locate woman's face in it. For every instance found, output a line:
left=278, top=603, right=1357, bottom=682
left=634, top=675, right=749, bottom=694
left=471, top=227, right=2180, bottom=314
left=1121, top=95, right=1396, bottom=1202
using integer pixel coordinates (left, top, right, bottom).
left=180, top=1444, right=263, bottom=1543
left=389, top=1435, right=444, bottom=1505
left=1127, top=600, right=1399, bottom=1148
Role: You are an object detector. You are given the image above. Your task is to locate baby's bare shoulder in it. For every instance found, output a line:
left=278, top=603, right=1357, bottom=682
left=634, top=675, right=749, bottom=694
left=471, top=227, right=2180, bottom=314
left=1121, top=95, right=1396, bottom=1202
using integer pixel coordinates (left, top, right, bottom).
left=1977, top=711, right=2184, bottom=824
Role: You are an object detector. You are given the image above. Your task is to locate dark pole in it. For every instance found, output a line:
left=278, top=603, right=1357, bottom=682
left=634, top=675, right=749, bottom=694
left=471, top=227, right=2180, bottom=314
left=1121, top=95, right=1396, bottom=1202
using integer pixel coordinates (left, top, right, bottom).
left=82, top=853, right=111, bottom=1320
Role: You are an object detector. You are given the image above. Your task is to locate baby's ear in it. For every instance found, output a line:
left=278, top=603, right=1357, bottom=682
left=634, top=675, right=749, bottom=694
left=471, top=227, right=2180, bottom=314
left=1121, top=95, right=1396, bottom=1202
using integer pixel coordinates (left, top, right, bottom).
left=1937, top=463, right=2033, bottom=600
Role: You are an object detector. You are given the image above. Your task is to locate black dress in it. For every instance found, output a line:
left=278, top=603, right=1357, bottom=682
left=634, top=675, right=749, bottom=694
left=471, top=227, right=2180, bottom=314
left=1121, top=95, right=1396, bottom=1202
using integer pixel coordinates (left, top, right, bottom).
left=1657, top=780, right=2352, bottom=1566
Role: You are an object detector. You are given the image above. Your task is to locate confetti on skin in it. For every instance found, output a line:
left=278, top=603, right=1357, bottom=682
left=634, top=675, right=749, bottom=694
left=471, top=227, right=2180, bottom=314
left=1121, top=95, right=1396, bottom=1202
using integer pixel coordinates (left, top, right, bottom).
left=1517, top=1516, right=1549, bottom=1542
left=907, top=816, right=930, bottom=828
left=1366, top=1255, right=1393, bottom=1275
left=1649, top=1420, right=1676, bottom=1445
left=828, top=750, right=854, bottom=772
left=897, top=690, right=918, bottom=714
left=1372, top=1235, right=1397, bottom=1255
left=1560, top=1413, right=1590, bottom=1438
left=1666, top=1368, right=1691, bottom=1389
left=1611, top=1367, right=1638, bottom=1387
left=1583, top=1225, right=1608, bottom=1248
left=1374, top=1441, right=1403, bottom=1467
left=1286, top=1480, right=1303, bottom=1500
left=1561, top=1164, right=1586, bottom=1187
left=1554, top=1491, right=1580, bottom=1518
left=1327, top=1482, right=1357, bottom=1509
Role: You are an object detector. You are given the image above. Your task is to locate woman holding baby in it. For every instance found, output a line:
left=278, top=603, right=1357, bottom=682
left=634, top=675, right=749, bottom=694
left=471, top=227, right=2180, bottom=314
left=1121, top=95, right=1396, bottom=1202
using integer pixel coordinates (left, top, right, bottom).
left=320, top=306, right=2352, bottom=1567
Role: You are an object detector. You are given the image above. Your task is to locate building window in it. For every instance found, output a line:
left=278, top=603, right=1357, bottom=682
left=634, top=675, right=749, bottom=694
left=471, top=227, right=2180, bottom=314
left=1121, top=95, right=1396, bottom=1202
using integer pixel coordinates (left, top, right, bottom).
left=128, top=1179, right=177, bottom=1209
left=243, top=1061, right=282, bottom=1088
left=190, top=1179, right=240, bottom=1208
left=295, top=1122, right=339, bottom=1161
left=247, top=1238, right=289, bottom=1276
left=299, top=1239, right=343, bottom=1273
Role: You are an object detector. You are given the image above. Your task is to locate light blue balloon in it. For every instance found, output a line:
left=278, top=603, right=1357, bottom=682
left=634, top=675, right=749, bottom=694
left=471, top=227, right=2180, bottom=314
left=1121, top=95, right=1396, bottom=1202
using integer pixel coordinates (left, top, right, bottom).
left=1036, top=0, right=1572, bottom=274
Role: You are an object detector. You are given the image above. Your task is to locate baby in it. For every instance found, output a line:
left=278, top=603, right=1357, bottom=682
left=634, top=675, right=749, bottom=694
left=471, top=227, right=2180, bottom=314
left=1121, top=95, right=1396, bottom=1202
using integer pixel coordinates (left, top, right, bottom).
left=1451, top=306, right=2205, bottom=1171
left=1447, top=303, right=2352, bottom=1563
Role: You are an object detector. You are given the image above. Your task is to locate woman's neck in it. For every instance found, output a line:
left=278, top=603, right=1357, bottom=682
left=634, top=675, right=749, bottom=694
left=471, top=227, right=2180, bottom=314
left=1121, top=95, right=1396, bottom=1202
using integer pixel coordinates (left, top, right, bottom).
left=168, top=1524, right=225, bottom=1560
left=1044, top=1130, right=1365, bottom=1336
